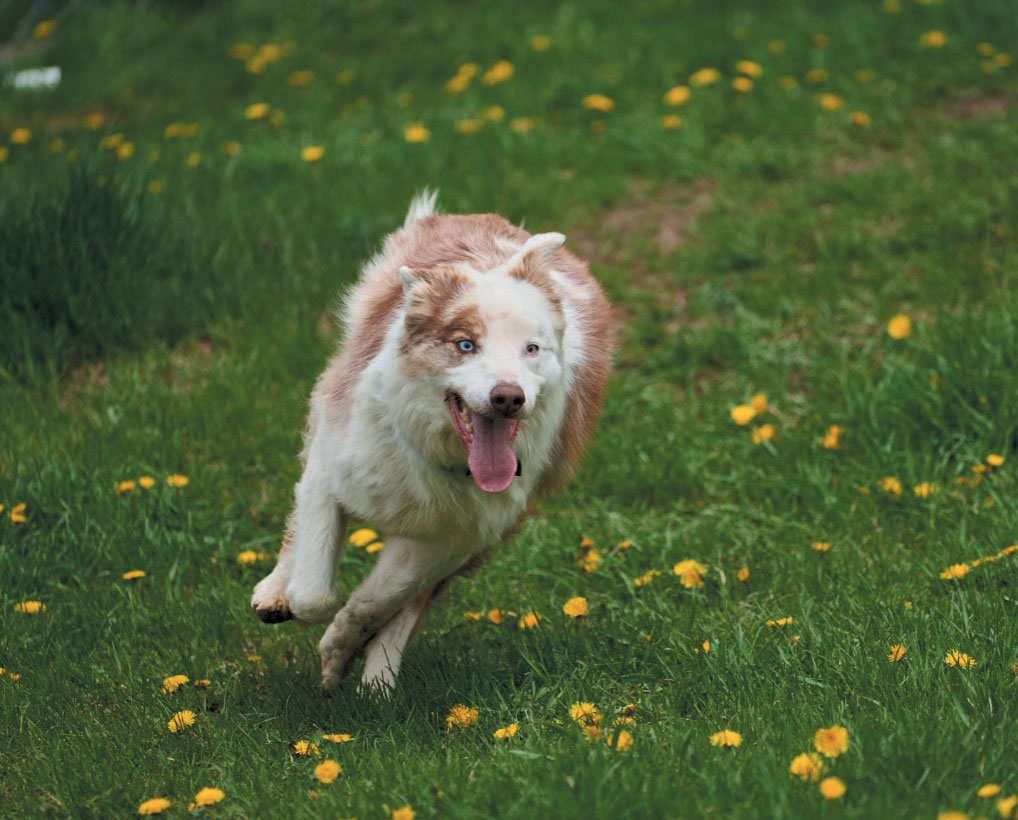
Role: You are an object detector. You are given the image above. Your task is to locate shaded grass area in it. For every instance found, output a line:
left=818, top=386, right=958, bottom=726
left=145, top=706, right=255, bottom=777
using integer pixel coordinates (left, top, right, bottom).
left=3, top=0, right=1018, bottom=818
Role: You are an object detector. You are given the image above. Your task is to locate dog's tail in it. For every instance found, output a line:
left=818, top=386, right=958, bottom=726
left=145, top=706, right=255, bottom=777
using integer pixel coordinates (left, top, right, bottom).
left=403, top=188, right=439, bottom=227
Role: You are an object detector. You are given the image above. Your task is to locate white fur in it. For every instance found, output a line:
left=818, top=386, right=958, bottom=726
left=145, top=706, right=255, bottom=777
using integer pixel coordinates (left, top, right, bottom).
left=251, top=197, right=589, bottom=692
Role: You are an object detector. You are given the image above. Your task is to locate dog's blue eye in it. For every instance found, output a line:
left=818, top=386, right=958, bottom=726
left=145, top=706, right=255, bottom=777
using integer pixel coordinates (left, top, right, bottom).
left=526, top=344, right=540, bottom=356
left=457, top=340, right=475, bottom=353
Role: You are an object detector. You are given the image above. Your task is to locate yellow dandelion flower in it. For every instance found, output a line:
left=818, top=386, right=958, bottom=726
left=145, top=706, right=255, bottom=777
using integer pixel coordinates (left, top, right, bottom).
left=673, top=559, right=707, bottom=589
left=690, top=67, right=720, bottom=86
left=392, top=806, right=415, bottom=820
left=709, top=729, right=742, bottom=748
left=162, top=674, right=189, bottom=693
left=530, top=34, right=552, bottom=51
left=257, top=43, right=281, bottom=61
left=920, top=30, right=947, bottom=48
left=365, top=540, right=384, bottom=553
left=887, top=314, right=911, bottom=339
left=493, top=723, right=518, bottom=739
left=752, top=423, right=776, bottom=444
left=914, top=482, right=936, bottom=498
left=314, top=760, right=341, bottom=783
left=166, top=474, right=189, bottom=487
left=138, top=797, right=171, bottom=815
left=997, top=53, right=1012, bottom=67
left=746, top=393, right=767, bottom=413
left=510, top=117, right=536, bottom=133
left=813, top=725, right=849, bottom=758
left=609, top=729, right=634, bottom=750
left=821, top=425, right=843, bottom=449
left=0, top=146, right=7, bottom=162
left=883, top=0, right=902, bottom=10
left=49, top=137, right=65, bottom=154
left=323, top=733, right=352, bottom=743
left=455, top=118, right=484, bottom=134
left=661, top=114, right=683, bottom=129
left=766, top=616, right=793, bottom=627
left=730, top=404, right=756, bottom=425
left=293, top=740, right=320, bottom=756
left=135, top=476, right=155, bottom=489
left=879, top=476, right=902, bottom=496
left=445, top=73, right=471, bottom=94
left=819, top=776, right=846, bottom=799
left=237, top=550, right=263, bottom=565
left=562, top=597, right=588, bottom=617
left=582, top=94, right=615, bottom=113
left=569, top=702, right=601, bottom=726
left=481, top=60, right=514, bottom=85
left=445, top=704, right=479, bottom=727
left=579, top=536, right=595, bottom=549
left=14, top=601, right=44, bottom=614
left=83, top=111, right=105, bottom=130
left=9, top=503, right=27, bottom=524
left=789, top=752, right=825, bottom=781
left=940, top=563, right=970, bottom=580
left=805, top=69, right=828, bottom=85
left=167, top=710, right=196, bottom=733
left=578, top=549, right=601, bottom=573
left=301, top=145, right=325, bottom=163
left=978, top=784, right=1002, bottom=798
left=617, top=540, right=632, bottom=549
left=737, top=566, right=749, bottom=582
left=180, top=123, right=200, bottom=139
left=224, top=141, right=241, bottom=156
left=850, top=111, right=871, bottom=126
left=812, top=541, right=831, bottom=553
left=937, top=812, right=968, bottom=820
left=944, top=650, right=976, bottom=668
left=736, top=60, right=763, bottom=78
left=163, top=122, right=182, bottom=139
left=288, top=70, right=313, bottom=86
left=581, top=724, right=603, bottom=742
left=732, top=76, right=753, bottom=92
left=348, top=528, right=378, bottom=547
left=780, top=75, right=798, bottom=89
left=404, top=122, right=431, bottom=143
left=8, top=673, right=21, bottom=681
left=818, top=93, right=843, bottom=111
left=481, top=105, right=505, bottom=122
left=518, top=611, right=540, bottom=629
left=663, top=85, right=691, bottom=106
left=33, top=19, right=54, bottom=37
left=192, top=787, right=224, bottom=807
left=116, top=480, right=136, bottom=494
left=463, top=611, right=482, bottom=621
left=812, top=32, right=830, bottom=47
left=633, top=569, right=660, bottom=587
left=194, top=679, right=211, bottom=688
left=488, top=609, right=503, bottom=624
left=245, top=102, right=269, bottom=120
left=987, top=454, right=1004, bottom=467
left=888, top=644, right=906, bottom=662
left=10, top=127, right=31, bottom=144
left=999, top=795, right=1018, bottom=818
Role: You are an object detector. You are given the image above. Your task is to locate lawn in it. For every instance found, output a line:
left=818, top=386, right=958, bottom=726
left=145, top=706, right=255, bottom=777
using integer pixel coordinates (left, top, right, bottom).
left=2, top=0, right=1018, bottom=817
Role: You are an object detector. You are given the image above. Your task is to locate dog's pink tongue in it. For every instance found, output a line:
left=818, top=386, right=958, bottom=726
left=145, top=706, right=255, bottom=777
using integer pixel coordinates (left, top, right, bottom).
left=468, top=413, right=517, bottom=493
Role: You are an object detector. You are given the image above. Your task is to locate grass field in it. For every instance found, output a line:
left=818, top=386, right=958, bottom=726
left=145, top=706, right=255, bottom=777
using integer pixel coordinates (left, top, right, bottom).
left=2, top=0, right=1018, bottom=817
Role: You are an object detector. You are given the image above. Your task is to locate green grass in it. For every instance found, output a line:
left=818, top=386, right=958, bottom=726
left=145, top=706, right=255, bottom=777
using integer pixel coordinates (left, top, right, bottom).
left=2, top=0, right=1018, bottom=817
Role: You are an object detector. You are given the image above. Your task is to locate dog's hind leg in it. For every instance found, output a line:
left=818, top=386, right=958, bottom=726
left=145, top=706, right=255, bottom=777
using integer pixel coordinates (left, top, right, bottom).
left=359, top=585, right=436, bottom=693
left=319, top=537, right=463, bottom=689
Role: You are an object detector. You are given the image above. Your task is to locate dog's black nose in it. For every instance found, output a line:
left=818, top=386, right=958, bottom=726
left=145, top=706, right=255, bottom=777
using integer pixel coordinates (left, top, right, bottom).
left=490, top=382, right=525, bottom=416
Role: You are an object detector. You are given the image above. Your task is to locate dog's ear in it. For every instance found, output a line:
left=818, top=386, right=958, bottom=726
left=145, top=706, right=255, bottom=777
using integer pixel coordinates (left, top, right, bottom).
left=506, top=233, right=566, bottom=316
left=399, top=265, right=429, bottom=297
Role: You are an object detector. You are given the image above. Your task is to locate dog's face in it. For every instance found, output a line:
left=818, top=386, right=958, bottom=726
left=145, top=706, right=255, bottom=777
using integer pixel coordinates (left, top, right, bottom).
left=398, top=233, right=567, bottom=493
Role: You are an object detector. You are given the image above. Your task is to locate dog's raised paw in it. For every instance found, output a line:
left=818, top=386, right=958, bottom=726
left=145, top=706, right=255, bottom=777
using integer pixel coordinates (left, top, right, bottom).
left=254, top=603, right=293, bottom=624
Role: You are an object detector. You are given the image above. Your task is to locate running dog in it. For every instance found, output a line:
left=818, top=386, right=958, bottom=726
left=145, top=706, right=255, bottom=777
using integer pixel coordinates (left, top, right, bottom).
left=251, top=192, right=611, bottom=691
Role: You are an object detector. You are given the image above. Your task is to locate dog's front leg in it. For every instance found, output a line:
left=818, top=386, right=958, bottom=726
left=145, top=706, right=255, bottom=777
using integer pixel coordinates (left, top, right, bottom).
left=359, top=585, right=436, bottom=693
left=254, top=442, right=345, bottom=625
left=319, top=537, right=455, bottom=689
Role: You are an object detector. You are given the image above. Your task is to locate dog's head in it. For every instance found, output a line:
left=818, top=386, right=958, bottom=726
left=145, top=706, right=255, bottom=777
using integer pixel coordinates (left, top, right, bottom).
left=398, top=233, right=567, bottom=493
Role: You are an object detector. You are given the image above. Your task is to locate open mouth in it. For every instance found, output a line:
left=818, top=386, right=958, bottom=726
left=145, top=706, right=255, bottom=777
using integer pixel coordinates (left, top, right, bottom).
left=447, top=393, right=520, bottom=494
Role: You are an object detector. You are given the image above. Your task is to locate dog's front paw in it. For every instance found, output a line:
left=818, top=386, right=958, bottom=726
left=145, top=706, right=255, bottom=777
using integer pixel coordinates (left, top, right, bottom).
left=251, top=573, right=293, bottom=624
left=286, top=582, right=343, bottom=625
